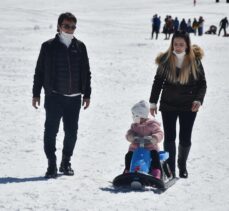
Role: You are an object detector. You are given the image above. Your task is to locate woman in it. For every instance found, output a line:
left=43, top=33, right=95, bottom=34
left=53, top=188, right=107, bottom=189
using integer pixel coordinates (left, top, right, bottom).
left=149, top=31, right=207, bottom=178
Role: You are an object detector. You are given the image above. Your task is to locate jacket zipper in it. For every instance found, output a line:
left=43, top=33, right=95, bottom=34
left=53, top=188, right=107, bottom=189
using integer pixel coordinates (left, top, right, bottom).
left=67, top=48, right=72, bottom=94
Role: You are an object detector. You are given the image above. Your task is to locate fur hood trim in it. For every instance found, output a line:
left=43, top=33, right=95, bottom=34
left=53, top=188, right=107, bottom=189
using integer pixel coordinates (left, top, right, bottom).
left=155, top=45, right=204, bottom=64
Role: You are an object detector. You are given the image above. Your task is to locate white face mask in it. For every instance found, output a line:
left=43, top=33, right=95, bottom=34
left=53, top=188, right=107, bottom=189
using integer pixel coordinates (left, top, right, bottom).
left=59, top=31, right=74, bottom=47
left=173, top=50, right=186, bottom=68
left=60, top=31, right=74, bottom=40
left=173, top=50, right=186, bottom=57
left=132, top=115, right=141, bottom=123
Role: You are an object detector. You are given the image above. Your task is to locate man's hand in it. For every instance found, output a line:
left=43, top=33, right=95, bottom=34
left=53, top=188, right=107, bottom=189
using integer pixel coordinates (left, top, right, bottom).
left=191, top=101, right=201, bottom=112
left=82, top=98, right=90, bottom=110
left=32, top=97, right=40, bottom=109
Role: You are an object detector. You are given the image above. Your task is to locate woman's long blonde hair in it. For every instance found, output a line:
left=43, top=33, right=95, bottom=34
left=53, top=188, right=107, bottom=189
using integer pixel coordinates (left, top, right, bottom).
left=162, top=31, right=199, bottom=84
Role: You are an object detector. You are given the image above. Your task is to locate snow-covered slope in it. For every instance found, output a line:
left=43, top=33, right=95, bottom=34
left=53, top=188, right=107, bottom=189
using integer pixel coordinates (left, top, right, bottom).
left=0, top=0, right=229, bottom=210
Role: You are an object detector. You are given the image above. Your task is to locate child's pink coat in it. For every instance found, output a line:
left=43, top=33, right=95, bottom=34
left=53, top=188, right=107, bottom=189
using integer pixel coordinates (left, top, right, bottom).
left=126, top=119, right=164, bottom=152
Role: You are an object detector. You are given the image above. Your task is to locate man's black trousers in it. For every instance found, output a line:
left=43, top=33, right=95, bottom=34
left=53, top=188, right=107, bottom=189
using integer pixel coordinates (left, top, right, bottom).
left=44, top=93, right=81, bottom=162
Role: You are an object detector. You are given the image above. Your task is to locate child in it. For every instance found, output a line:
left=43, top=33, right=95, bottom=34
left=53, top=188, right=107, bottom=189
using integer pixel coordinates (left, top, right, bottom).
left=124, top=100, right=164, bottom=179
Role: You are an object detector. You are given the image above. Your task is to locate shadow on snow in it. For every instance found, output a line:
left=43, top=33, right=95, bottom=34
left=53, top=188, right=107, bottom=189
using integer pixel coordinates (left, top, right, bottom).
left=99, top=186, right=164, bottom=194
left=0, top=174, right=63, bottom=184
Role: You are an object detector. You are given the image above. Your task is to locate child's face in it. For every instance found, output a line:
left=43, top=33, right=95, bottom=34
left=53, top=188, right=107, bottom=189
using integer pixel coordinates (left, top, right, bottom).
left=133, top=115, right=141, bottom=123
left=132, top=115, right=147, bottom=124
left=140, top=118, right=147, bottom=124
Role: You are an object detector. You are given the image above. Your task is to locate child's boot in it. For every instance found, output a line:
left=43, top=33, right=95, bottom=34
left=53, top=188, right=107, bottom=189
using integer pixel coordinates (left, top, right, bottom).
left=123, top=168, right=129, bottom=174
left=123, top=151, right=133, bottom=174
left=151, top=168, right=161, bottom=179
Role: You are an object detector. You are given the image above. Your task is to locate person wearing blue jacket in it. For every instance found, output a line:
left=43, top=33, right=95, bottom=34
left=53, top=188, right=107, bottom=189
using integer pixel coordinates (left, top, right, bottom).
left=151, top=14, right=161, bottom=39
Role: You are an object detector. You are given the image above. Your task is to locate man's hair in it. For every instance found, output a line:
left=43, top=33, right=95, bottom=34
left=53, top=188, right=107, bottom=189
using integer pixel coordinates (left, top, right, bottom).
left=57, top=12, right=77, bottom=32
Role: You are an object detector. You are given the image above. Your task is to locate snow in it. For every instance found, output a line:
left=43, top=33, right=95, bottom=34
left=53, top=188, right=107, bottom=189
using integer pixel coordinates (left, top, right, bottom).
left=0, top=0, right=229, bottom=210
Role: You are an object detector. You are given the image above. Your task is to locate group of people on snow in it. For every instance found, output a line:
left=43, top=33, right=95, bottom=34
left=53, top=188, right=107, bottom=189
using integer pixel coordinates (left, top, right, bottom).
left=151, top=15, right=228, bottom=39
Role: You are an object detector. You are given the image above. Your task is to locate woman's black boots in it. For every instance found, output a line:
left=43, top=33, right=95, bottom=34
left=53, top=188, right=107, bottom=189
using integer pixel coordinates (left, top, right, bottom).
left=178, top=145, right=191, bottom=178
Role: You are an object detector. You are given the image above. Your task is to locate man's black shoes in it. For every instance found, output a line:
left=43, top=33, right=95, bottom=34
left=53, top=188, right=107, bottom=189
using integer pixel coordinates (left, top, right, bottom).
left=44, top=156, right=74, bottom=178
left=59, top=161, right=74, bottom=176
left=45, top=165, right=58, bottom=178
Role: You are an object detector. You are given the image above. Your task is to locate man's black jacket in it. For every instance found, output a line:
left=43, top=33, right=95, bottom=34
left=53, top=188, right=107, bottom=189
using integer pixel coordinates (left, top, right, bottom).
left=32, top=35, right=91, bottom=99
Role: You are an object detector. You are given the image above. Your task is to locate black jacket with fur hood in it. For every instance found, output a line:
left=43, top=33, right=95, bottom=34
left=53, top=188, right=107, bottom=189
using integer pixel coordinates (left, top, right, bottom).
left=149, top=45, right=207, bottom=111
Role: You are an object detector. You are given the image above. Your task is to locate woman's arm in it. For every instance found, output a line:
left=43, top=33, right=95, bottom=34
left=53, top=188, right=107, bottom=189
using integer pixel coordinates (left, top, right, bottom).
left=149, top=65, right=165, bottom=104
left=149, top=65, right=166, bottom=115
left=195, top=60, right=207, bottom=104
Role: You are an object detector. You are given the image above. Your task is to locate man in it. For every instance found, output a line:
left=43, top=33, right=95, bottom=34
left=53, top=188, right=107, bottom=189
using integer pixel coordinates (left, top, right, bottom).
left=197, top=16, right=204, bottom=36
left=32, top=12, right=91, bottom=178
left=218, top=17, right=228, bottom=36
left=151, top=14, right=161, bottom=40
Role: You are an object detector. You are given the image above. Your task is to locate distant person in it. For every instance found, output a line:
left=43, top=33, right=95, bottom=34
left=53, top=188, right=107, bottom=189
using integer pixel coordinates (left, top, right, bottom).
left=167, top=16, right=174, bottom=39
left=151, top=14, right=161, bottom=39
left=180, top=18, right=187, bottom=33
left=218, top=17, right=229, bottom=36
left=198, top=16, right=204, bottom=36
left=194, top=0, right=196, bottom=6
left=163, top=16, right=174, bottom=40
left=187, top=19, right=194, bottom=33
left=32, top=12, right=91, bottom=178
left=205, top=25, right=217, bottom=35
left=163, top=15, right=169, bottom=40
left=192, top=18, right=199, bottom=35
left=149, top=31, right=207, bottom=178
left=174, top=17, right=180, bottom=32
left=123, top=100, right=164, bottom=179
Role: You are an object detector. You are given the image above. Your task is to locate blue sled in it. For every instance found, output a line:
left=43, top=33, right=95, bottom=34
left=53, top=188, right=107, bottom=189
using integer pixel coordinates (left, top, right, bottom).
left=113, top=148, right=175, bottom=190
left=130, top=148, right=169, bottom=174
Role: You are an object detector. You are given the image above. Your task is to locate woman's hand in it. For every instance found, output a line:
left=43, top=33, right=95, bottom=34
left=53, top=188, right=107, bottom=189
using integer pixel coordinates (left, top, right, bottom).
left=150, top=103, right=157, bottom=116
left=150, top=108, right=157, bottom=116
left=192, top=101, right=201, bottom=112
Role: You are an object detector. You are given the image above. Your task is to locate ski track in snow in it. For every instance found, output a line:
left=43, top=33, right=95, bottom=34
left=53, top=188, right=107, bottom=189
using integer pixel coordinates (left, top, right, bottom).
left=0, top=0, right=229, bottom=210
